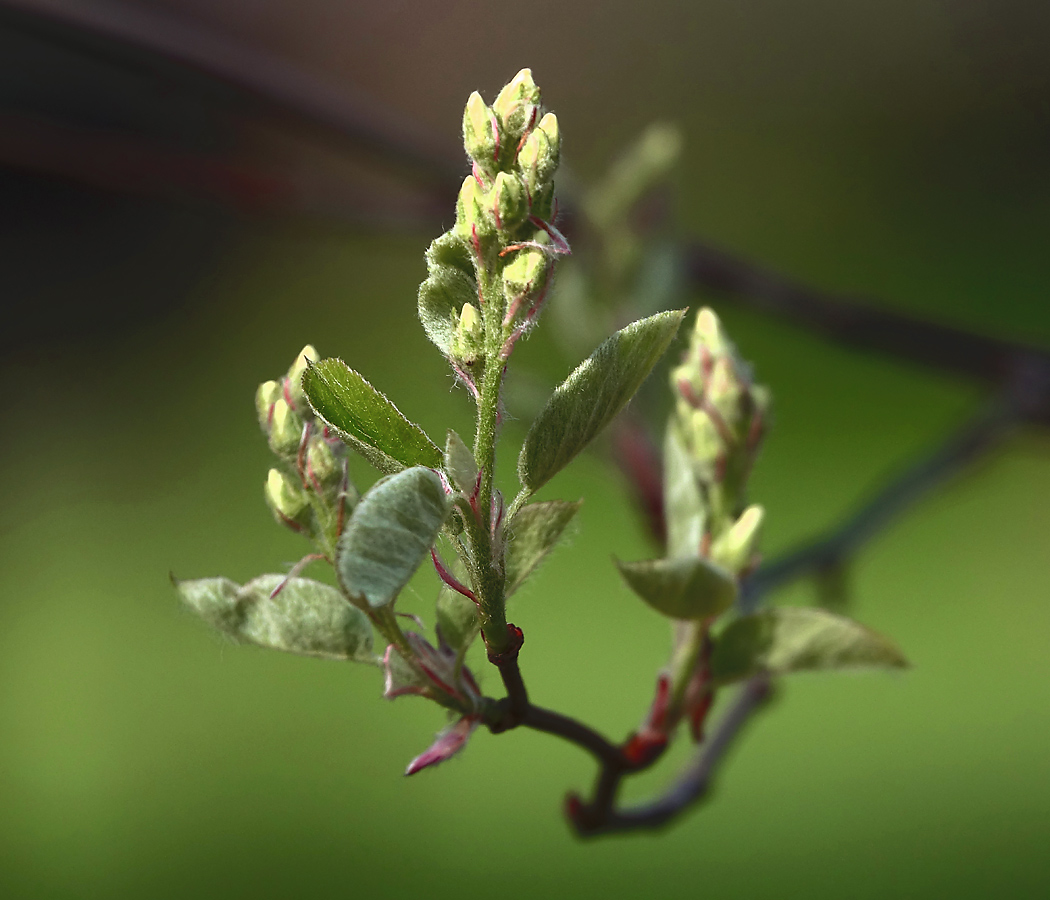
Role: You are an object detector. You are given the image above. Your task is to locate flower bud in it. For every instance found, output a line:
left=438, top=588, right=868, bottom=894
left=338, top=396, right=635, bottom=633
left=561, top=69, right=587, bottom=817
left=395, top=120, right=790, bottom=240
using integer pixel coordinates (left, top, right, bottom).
left=488, top=171, right=528, bottom=230
left=711, top=504, right=765, bottom=573
left=453, top=175, right=495, bottom=241
left=268, top=398, right=304, bottom=459
left=255, top=380, right=280, bottom=432
left=306, top=436, right=341, bottom=490
left=265, top=468, right=312, bottom=531
left=284, top=344, right=318, bottom=414
left=687, top=409, right=723, bottom=477
left=518, top=112, right=560, bottom=193
left=694, top=308, right=729, bottom=357
left=493, top=68, right=541, bottom=140
left=451, top=302, right=484, bottom=365
left=463, top=91, right=499, bottom=172
left=502, top=246, right=548, bottom=308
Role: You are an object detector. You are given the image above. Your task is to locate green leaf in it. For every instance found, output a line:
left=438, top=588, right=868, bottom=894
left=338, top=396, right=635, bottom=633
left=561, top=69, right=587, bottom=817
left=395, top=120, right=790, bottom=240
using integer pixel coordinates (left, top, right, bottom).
left=444, top=429, right=479, bottom=494
left=663, top=423, right=705, bottom=559
left=418, top=233, right=478, bottom=357
left=518, top=309, right=685, bottom=491
left=175, top=575, right=375, bottom=662
left=505, top=500, right=582, bottom=596
left=336, top=467, right=451, bottom=609
left=302, top=358, right=441, bottom=474
left=710, top=607, right=909, bottom=684
left=615, top=556, right=737, bottom=620
left=436, top=587, right=479, bottom=653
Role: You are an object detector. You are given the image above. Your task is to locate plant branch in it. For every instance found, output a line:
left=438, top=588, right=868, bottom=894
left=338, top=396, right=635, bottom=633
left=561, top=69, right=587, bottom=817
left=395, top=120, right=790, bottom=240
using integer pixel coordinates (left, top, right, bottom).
left=485, top=648, right=625, bottom=769
left=740, top=399, right=1017, bottom=612
left=0, top=0, right=462, bottom=188
left=571, top=675, right=772, bottom=836
left=684, top=240, right=1050, bottom=417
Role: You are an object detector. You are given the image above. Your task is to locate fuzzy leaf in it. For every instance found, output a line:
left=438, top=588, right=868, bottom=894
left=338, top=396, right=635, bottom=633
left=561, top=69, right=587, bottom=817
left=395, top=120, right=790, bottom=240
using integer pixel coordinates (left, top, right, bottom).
left=616, top=556, right=737, bottom=620
left=336, top=467, right=451, bottom=609
left=436, top=587, right=479, bottom=653
left=663, top=423, right=705, bottom=559
left=518, top=309, right=686, bottom=491
left=302, top=358, right=441, bottom=474
left=405, top=716, right=479, bottom=775
left=710, top=607, right=909, bottom=684
left=505, top=500, right=581, bottom=596
left=175, top=575, right=375, bottom=662
left=418, top=233, right=478, bottom=356
left=444, top=429, right=479, bottom=494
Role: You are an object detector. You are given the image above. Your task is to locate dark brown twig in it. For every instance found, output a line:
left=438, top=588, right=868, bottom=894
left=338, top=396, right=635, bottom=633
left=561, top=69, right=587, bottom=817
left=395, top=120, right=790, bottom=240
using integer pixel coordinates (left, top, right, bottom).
left=741, top=399, right=1017, bottom=612
left=685, top=240, right=1050, bottom=418
left=573, top=676, right=772, bottom=836
left=0, top=0, right=463, bottom=187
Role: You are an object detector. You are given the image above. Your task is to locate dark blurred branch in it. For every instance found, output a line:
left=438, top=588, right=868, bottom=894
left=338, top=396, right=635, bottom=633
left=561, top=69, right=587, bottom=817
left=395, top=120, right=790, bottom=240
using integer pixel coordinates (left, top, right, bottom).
left=572, top=676, right=772, bottom=837
left=0, top=0, right=463, bottom=190
left=0, top=110, right=445, bottom=230
left=742, top=399, right=1018, bottom=611
left=684, top=240, right=1050, bottom=418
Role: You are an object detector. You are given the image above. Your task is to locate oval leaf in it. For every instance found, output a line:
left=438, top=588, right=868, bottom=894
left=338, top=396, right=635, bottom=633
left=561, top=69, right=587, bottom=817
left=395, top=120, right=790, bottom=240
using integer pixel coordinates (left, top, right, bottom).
left=436, top=587, right=479, bottom=653
left=303, top=358, right=441, bottom=474
left=418, top=233, right=478, bottom=356
left=175, top=575, right=375, bottom=662
left=336, top=466, right=451, bottom=609
left=518, top=309, right=686, bottom=491
left=505, top=499, right=582, bottom=596
left=444, top=429, right=479, bottom=494
left=616, top=556, right=737, bottom=620
left=710, top=607, right=909, bottom=685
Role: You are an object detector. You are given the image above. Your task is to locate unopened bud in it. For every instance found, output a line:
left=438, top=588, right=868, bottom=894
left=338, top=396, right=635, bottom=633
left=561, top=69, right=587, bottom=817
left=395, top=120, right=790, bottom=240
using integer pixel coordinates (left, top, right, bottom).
left=451, top=302, right=484, bottom=365
left=711, top=504, right=764, bottom=573
left=694, top=308, right=729, bottom=357
left=488, top=171, right=527, bottom=230
left=255, top=380, right=280, bottom=431
left=688, top=408, right=723, bottom=473
left=268, top=398, right=304, bottom=458
left=453, top=175, right=494, bottom=241
left=285, top=344, right=318, bottom=413
left=265, top=468, right=311, bottom=530
left=502, top=246, right=548, bottom=306
left=493, top=68, right=541, bottom=139
left=306, top=436, right=341, bottom=490
left=463, top=91, right=499, bottom=172
left=518, top=112, right=560, bottom=192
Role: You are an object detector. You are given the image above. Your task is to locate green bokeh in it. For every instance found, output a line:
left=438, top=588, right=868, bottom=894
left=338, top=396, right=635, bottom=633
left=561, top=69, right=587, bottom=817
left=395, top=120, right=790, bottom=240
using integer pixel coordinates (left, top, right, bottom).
left=4, top=7, right=1050, bottom=893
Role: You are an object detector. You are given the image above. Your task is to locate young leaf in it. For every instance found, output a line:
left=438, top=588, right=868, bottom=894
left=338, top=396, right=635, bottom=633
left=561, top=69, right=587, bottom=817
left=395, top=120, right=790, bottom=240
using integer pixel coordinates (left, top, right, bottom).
left=505, top=500, right=582, bottom=596
left=302, top=358, right=442, bottom=474
left=336, top=467, right=451, bottom=609
left=710, top=607, right=909, bottom=684
left=663, top=423, right=705, bottom=559
left=435, top=587, right=479, bottom=653
left=518, top=309, right=686, bottom=492
left=175, top=575, right=375, bottom=662
left=444, top=429, right=479, bottom=494
left=615, top=556, right=737, bottom=620
left=418, top=233, right=479, bottom=357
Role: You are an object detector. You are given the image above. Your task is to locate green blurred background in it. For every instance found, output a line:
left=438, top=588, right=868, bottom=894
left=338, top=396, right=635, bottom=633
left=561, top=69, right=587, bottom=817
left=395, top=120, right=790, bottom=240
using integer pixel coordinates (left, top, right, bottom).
left=2, top=1, right=1050, bottom=897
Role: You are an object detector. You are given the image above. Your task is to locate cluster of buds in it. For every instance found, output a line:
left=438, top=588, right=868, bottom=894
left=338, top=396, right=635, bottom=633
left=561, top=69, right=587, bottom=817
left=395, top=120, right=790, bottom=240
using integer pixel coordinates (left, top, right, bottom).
left=459, top=68, right=560, bottom=230
left=669, top=308, right=769, bottom=547
left=625, top=309, right=770, bottom=755
left=255, top=345, right=354, bottom=555
left=418, top=70, right=569, bottom=398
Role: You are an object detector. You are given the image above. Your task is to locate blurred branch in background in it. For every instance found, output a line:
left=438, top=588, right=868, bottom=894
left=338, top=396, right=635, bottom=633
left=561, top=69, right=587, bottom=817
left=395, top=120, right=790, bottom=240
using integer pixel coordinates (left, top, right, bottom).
left=3, top=0, right=1049, bottom=835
